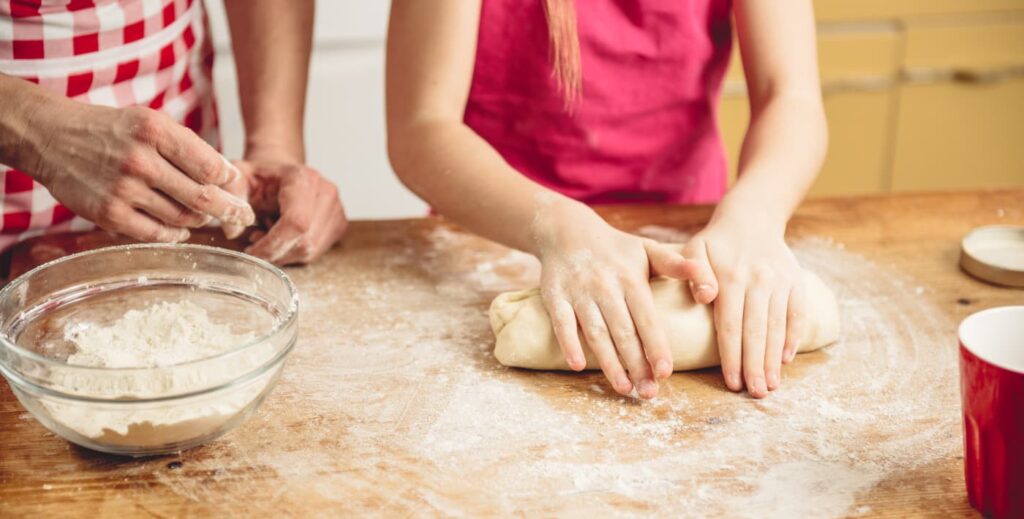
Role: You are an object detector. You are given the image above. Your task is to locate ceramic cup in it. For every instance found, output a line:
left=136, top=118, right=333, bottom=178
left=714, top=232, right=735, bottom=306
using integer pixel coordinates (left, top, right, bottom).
left=959, top=306, right=1024, bottom=519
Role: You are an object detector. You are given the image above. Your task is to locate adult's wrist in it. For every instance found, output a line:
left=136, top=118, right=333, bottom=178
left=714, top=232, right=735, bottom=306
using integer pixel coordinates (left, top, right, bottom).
left=0, top=84, right=70, bottom=179
left=243, top=134, right=305, bottom=164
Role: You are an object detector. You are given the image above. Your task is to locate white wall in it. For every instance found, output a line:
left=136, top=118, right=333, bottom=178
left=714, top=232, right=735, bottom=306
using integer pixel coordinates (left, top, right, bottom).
left=205, top=0, right=428, bottom=220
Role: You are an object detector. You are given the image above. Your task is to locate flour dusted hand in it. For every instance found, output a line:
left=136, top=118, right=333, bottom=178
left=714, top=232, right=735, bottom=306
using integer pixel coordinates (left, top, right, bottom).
left=490, top=273, right=840, bottom=372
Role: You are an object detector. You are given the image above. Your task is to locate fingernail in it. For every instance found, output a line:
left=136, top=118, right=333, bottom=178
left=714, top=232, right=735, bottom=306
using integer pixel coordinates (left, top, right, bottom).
left=223, top=224, right=245, bottom=240
left=656, top=359, right=672, bottom=378
left=751, top=377, right=767, bottom=396
left=615, top=375, right=633, bottom=394
left=571, top=354, right=586, bottom=370
left=638, top=379, right=658, bottom=398
left=695, top=284, right=714, bottom=302
left=767, top=372, right=780, bottom=390
left=725, top=373, right=740, bottom=390
left=787, top=342, right=799, bottom=362
left=169, top=229, right=190, bottom=243
left=221, top=156, right=240, bottom=184
left=200, top=214, right=214, bottom=226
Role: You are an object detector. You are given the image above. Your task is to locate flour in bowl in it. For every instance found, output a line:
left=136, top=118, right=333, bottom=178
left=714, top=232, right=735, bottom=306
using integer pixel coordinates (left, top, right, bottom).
left=65, top=300, right=255, bottom=368
left=36, top=301, right=280, bottom=452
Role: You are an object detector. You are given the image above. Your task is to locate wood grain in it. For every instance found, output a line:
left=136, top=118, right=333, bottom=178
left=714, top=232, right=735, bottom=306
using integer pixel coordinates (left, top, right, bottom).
left=1, top=190, right=1021, bottom=517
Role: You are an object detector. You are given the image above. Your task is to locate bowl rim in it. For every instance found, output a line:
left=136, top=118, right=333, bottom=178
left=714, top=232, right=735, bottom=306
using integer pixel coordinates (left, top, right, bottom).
left=0, top=243, right=299, bottom=374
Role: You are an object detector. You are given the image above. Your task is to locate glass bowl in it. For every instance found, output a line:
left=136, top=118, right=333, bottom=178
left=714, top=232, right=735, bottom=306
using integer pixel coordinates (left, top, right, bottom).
left=0, top=244, right=298, bottom=457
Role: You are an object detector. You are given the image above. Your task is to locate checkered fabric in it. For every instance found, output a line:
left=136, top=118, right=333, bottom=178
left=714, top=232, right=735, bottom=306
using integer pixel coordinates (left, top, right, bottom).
left=0, top=0, right=218, bottom=252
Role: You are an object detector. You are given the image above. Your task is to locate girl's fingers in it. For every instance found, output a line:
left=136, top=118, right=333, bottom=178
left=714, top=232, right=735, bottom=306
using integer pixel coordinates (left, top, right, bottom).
left=714, top=285, right=745, bottom=392
left=764, top=287, right=790, bottom=391
left=682, top=239, right=718, bottom=304
left=645, top=241, right=690, bottom=278
left=543, top=293, right=586, bottom=371
left=623, top=279, right=673, bottom=379
left=783, top=279, right=809, bottom=363
left=574, top=299, right=633, bottom=396
left=741, top=283, right=771, bottom=399
left=598, top=294, right=657, bottom=399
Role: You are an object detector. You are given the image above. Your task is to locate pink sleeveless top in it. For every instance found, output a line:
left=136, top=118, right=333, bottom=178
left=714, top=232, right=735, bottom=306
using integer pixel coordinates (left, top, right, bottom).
left=465, top=0, right=733, bottom=205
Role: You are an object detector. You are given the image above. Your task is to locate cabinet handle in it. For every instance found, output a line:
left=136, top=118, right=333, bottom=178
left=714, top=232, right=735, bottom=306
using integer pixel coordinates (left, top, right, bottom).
left=722, top=76, right=893, bottom=98
left=903, top=65, right=1024, bottom=85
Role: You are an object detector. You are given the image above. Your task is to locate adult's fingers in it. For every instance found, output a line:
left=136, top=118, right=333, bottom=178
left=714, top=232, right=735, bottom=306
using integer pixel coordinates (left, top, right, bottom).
left=220, top=161, right=252, bottom=240
left=150, top=155, right=255, bottom=226
left=542, top=289, right=586, bottom=371
left=783, top=279, right=808, bottom=364
left=95, top=201, right=190, bottom=243
left=681, top=239, right=718, bottom=304
left=130, top=187, right=209, bottom=229
left=598, top=294, right=657, bottom=398
left=156, top=115, right=240, bottom=187
left=623, top=279, right=673, bottom=379
left=741, top=283, right=771, bottom=399
left=244, top=169, right=316, bottom=263
left=714, top=285, right=745, bottom=392
left=574, top=299, right=632, bottom=396
left=764, top=287, right=790, bottom=391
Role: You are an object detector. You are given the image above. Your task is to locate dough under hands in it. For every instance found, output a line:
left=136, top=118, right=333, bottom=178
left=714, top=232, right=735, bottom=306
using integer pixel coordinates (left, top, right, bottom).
left=489, top=273, right=841, bottom=371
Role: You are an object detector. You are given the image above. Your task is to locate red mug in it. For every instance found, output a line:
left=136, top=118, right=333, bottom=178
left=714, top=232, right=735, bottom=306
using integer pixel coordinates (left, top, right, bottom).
left=959, top=306, right=1024, bottom=519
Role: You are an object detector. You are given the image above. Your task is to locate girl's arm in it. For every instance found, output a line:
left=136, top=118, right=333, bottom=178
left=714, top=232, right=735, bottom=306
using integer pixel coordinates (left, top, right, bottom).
left=683, top=0, right=828, bottom=398
left=387, top=0, right=694, bottom=398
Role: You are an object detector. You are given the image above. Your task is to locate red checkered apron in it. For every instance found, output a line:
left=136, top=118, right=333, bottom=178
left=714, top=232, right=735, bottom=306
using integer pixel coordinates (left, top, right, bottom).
left=0, top=0, right=218, bottom=252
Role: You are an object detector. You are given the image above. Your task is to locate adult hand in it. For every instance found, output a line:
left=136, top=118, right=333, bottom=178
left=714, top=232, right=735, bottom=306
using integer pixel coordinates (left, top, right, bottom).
left=224, top=155, right=347, bottom=266
left=26, top=102, right=255, bottom=242
left=533, top=201, right=698, bottom=399
left=681, top=209, right=807, bottom=399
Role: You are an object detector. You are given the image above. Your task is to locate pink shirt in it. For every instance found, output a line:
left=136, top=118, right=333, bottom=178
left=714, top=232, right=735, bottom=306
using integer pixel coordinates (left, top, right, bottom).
left=465, top=0, right=733, bottom=205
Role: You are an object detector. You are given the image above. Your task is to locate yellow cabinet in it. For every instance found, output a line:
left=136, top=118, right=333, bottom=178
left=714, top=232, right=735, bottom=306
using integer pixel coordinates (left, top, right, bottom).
left=719, top=6, right=1024, bottom=196
left=814, top=0, right=1024, bottom=22
left=718, top=29, right=902, bottom=196
left=891, top=16, right=1024, bottom=191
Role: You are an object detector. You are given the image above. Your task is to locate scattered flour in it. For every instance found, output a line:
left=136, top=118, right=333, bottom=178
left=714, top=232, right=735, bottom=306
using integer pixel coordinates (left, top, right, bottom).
left=134, top=225, right=960, bottom=516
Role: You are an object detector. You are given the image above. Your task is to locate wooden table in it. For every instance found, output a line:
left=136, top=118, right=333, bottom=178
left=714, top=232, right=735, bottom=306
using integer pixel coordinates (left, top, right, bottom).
left=1, top=190, right=1022, bottom=517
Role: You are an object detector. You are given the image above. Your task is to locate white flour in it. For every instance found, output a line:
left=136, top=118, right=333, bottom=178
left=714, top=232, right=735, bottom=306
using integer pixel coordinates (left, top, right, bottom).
left=65, top=301, right=254, bottom=368
left=41, top=301, right=273, bottom=450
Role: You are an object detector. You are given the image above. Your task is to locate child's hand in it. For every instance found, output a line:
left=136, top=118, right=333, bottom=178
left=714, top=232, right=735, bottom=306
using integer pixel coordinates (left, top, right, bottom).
left=532, top=201, right=693, bottom=398
left=681, top=211, right=807, bottom=399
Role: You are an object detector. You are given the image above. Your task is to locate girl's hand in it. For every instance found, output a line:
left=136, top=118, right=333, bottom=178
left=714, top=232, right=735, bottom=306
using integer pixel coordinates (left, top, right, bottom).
left=25, top=102, right=255, bottom=242
left=681, top=209, right=807, bottom=399
left=533, top=201, right=693, bottom=398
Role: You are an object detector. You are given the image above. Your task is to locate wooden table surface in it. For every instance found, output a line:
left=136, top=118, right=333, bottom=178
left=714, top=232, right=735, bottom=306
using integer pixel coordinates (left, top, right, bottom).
left=1, top=190, right=1022, bottom=517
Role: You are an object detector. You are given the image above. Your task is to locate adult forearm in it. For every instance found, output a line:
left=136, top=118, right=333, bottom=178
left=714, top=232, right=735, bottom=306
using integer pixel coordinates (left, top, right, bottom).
left=223, top=0, right=313, bottom=161
left=389, top=119, right=592, bottom=255
left=0, top=73, right=70, bottom=176
left=718, top=95, right=828, bottom=229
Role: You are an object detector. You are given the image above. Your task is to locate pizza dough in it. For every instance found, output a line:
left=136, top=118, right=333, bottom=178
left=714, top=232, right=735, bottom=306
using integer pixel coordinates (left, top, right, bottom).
left=489, top=273, right=840, bottom=371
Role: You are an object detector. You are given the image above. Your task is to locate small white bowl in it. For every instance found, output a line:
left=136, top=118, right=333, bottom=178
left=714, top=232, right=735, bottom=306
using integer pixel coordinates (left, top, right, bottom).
left=0, top=244, right=298, bottom=457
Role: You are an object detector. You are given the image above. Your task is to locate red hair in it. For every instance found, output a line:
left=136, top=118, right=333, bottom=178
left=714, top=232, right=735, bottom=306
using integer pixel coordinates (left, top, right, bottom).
left=542, top=0, right=582, bottom=108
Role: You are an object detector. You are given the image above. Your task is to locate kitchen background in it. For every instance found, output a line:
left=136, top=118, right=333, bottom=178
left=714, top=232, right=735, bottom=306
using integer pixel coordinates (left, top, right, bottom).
left=205, top=0, right=1024, bottom=220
